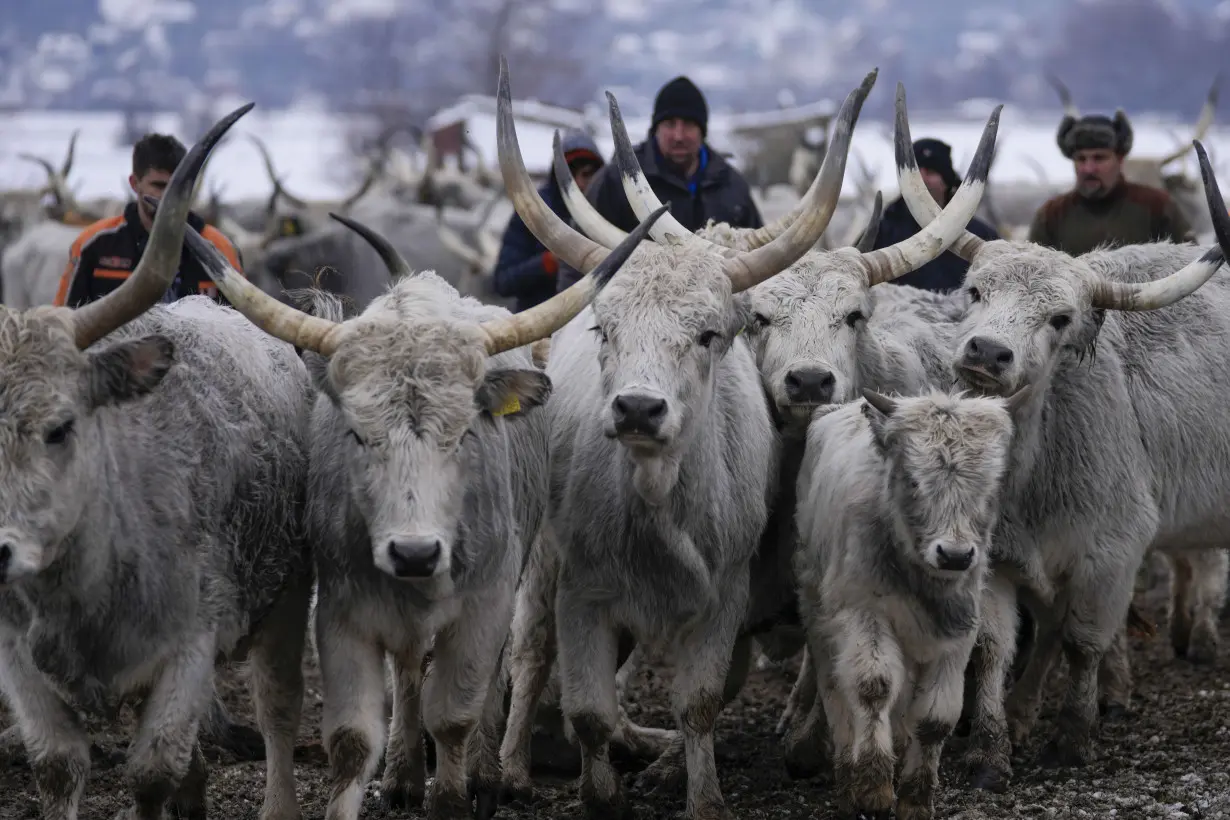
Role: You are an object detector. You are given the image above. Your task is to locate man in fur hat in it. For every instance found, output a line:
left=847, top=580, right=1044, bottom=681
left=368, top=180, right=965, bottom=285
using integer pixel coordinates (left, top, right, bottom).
left=1028, top=108, right=1194, bottom=255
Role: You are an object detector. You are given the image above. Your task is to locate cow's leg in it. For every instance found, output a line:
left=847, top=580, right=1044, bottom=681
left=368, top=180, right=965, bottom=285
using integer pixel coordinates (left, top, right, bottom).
left=1173, top=549, right=1227, bottom=664
left=422, top=587, right=513, bottom=820
left=317, top=612, right=387, bottom=820
left=246, top=571, right=311, bottom=820
left=645, top=597, right=749, bottom=820
left=609, top=639, right=678, bottom=764
left=963, top=574, right=1018, bottom=792
left=1097, top=626, right=1133, bottom=718
left=556, top=591, right=624, bottom=819
left=1039, top=573, right=1134, bottom=768
left=1004, top=607, right=1064, bottom=749
left=783, top=636, right=831, bottom=781
left=1169, top=550, right=1195, bottom=658
left=381, top=653, right=426, bottom=810
left=120, top=631, right=217, bottom=820
left=776, top=645, right=814, bottom=736
left=200, top=692, right=264, bottom=761
left=468, top=642, right=510, bottom=820
left=815, top=651, right=856, bottom=814
left=896, top=650, right=966, bottom=820
left=632, top=631, right=751, bottom=801
left=0, top=638, right=90, bottom=820
left=831, top=610, right=904, bottom=819
left=500, top=535, right=558, bottom=803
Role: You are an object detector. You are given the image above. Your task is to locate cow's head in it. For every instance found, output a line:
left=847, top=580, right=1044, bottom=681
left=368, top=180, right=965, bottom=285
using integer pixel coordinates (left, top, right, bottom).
left=860, top=387, right=1022, bottom=576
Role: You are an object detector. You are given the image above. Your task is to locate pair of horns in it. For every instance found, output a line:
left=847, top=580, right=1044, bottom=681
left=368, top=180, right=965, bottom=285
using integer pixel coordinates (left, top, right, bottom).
left=20, top=130, right=81, bottom=215
left=249, top=134, right=380, bottom=215
left=557, top=82, right=999, bottom=288
left=898, top=91, right=1230, bottom=312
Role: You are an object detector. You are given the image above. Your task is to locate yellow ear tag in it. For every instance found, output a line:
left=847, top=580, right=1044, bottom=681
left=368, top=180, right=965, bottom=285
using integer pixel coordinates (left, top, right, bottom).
left=492, top=395, right=521, bottom=417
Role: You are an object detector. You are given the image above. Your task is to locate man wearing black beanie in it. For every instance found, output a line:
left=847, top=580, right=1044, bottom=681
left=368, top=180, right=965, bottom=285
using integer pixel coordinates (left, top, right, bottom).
left=870, top=137, right=1000, bottom=293
left=582, top=75, right=763, bottom=241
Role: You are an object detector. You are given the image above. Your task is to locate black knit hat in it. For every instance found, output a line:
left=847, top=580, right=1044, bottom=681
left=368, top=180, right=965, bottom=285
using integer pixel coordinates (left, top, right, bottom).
left=652, top=76, right=708, bottom=136
left=1057, top=111, right=1133, bottom=159
left=913, top=138, right=961, bottom=192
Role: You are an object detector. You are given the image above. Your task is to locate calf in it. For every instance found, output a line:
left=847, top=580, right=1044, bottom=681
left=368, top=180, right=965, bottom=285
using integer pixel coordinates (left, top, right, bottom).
left=0, top=106, right=313, bottom=820
left=794, top=387, right=1024, bottom=819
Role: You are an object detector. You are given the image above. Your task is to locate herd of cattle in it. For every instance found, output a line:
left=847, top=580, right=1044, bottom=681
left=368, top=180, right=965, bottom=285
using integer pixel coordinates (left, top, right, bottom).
left=0, top=59, right=1229, bottom=820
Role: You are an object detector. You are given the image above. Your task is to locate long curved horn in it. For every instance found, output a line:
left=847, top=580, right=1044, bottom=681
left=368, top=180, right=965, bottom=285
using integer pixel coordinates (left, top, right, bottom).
left=248, top=134, right=313, bottom=210
left=61, top=130, right=78, bottom=179
left=495, top=57, right=616, bottom=276
left=859, top=90, right=999, bottom=286
left=853, top=190, right=883, bottom=253
left=337, top=158, right=382, bottom=212
left=1046, top=73, right=1080, bottom=119
left=1158, top=74, right=1222, bottom=167
left=734, top=80, right=880, bottom=252
left=70, top=104, right=252, bottom=349
left=551, top=130, right=628, bottom=249
left=721, top=72, right=879, bottom=292
left=329, top=213, right=415, bottom=280
left=893, top=84, right=989, bottom=263
left=1091, top=141, right=1230, bottom=311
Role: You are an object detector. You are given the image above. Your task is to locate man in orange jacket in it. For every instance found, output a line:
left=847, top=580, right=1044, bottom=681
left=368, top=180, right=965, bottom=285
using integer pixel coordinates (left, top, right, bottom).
left=56, top=132, right=243, bottom=308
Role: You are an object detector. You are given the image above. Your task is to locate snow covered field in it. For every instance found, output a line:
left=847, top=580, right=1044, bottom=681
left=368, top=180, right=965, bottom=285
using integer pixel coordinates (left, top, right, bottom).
left=3, top=103, right=1228, bottom=204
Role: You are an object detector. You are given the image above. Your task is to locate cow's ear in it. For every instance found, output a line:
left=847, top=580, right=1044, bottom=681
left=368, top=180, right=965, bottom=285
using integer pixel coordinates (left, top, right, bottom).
left=87, top=335, right=175, bottom=408
left=476, top=368, right=552, bottom=418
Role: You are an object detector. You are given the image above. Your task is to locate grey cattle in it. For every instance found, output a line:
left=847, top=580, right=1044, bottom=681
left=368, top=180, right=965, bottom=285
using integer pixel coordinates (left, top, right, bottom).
left=897, top=92, right=1230, bottom=788
left=499, top=67, right=868, bottom=819
left=497, top=58, right=995, bottom=817
left=0, top=221, right=81, bottom=309
left=0, top=107, right=314, bottom=820
left=793, top=388, right=1021, bottom=820
left=185, top=78, right=667, bottom=820
left=506, top=86, right=999, bottom=799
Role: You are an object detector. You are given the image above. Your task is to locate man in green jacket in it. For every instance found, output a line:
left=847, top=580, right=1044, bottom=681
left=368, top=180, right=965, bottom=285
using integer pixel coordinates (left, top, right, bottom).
left=1028, top=108, right=1195, bottom=255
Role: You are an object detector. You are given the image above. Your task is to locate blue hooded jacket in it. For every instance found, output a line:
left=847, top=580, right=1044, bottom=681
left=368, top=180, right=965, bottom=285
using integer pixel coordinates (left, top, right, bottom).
left=492, top=130, right=603, bottom=313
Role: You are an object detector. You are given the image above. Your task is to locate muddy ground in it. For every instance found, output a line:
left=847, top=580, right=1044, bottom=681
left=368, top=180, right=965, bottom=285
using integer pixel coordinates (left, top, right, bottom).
left=1, top=554, right=1228, bottom=820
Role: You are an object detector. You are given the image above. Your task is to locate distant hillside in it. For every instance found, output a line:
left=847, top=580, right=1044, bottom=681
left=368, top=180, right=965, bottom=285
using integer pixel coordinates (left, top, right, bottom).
left=1, top=0, right=1227, bottom=121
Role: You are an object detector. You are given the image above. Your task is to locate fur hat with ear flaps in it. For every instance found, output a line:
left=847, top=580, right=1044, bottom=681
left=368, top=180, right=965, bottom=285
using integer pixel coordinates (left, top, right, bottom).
left=1057, top=110, right=1134, bottom=159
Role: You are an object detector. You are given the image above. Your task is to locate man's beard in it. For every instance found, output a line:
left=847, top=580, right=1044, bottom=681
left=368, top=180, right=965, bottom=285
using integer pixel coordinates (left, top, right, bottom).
left=662, top=148, right=693, bottom=176
left=1077, top=176, right=1111, bottom=200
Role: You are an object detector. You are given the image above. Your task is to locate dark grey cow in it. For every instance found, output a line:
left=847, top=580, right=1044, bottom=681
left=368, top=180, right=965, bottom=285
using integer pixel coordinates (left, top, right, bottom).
left=0, top=106, right=314, bottom=820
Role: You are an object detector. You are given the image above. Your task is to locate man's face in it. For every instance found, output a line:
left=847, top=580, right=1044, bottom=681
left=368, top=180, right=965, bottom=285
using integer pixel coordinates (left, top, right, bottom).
left=919, top=168, right=949, bottom=206
left=571, top=162, right=601, bottom=194
left=1073, top=148, right=1123, bottom=198
left=654, top=118, right=703, bottom=172
left=130, top=168, right=173, bottom=222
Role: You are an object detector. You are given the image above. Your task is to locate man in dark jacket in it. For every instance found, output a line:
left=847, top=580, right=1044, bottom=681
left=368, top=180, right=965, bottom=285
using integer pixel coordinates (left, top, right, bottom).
left=584, top=75, right=763, bottom=236
left=56, top=132, right=244, bottom=308
left=491, top=130, right=604, bottom=312
left=871, top=137, right=999, bottom=293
